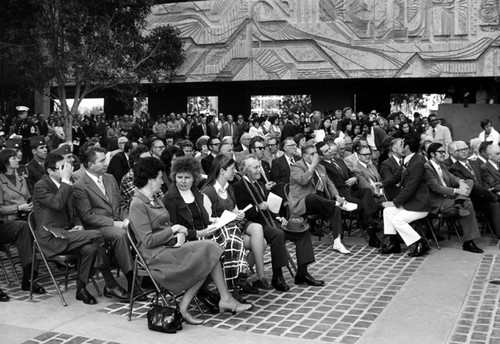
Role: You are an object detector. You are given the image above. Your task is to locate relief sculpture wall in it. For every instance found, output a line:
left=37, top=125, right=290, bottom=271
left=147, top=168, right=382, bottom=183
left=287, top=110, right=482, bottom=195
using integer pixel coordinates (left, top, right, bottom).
left=149, top=0, right=500, bottom=82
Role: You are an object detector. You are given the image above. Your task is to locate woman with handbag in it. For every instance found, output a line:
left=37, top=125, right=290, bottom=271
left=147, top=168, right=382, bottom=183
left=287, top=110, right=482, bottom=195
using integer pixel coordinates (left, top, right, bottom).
left=201, top=155, right=272, bottom=291
left=129, top=157, right=251, bottom=326
left=163, top=156, right=256, bottom=306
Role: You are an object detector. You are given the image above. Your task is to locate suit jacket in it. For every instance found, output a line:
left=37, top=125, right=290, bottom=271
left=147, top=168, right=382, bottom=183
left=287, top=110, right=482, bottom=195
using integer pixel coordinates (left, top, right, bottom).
left=27, top=158, right=46, bottom=195
left=0, top=173, right=30, bottom=222
left=481, top=161, right=500, bottom=192
left=32, top=176, right=81, bottom=256
left=393, top=154, right=429, bottom=212
left=281, top=121, right=299, bottom=141
left=236, top=121, right=250, bottom=141
left=106, top=151, right=130, bottom=184
left=73, top=172, right=128, bottom=229
left=270, top=154, right=292, bottom=186
left=319, top=158, right=353, bottom=197
left=219, top=122, right=238, bottom=141
left=232, top=177, right=274, bottom=226
left=449, top=160, right=497, bottom=202
left=424, top=160, right=462, bottom=213
left=259, top=160, right=272, bottom=184
left=379, top=156, right=402, bottom=201
left=289, top=159, right=339, bottom=216
left=372, top=127, right=388, bottom=151
left=201, top=153, right=215, bottom=175
left=181, top=122, right=196, bottom=142
left=352, top=161, right=382, bottom=195
left=343, top=153, right=359, bottom=171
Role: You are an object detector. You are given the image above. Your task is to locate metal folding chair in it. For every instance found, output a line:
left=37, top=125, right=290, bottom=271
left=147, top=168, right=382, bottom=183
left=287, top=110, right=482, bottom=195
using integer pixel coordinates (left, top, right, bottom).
left=27, top=212, right=101, bottom=306
left=0, top=244, right=21, bottom=284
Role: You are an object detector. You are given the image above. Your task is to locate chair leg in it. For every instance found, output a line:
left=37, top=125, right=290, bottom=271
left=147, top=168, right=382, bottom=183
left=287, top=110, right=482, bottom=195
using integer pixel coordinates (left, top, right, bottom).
left=128, top=259, right=138, bottom=321
left=285, top=249, right=297, bottom=278
left=425, top=219, right=441, bottom=250
left=37, top=250, right=67, bottom=306
left=3, top=245, right=20, bottom=283
left=90, top=277, right=102, bottom=297
left=0, top=255, right=11, bottom=285
left=413, top=221, right=432, bottom=251
left=448, top=218, right=464, bottom=245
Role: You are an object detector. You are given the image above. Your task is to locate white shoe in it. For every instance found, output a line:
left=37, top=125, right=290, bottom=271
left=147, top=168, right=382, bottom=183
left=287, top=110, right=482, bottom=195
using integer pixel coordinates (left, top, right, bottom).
left=332, top=242, right=351, bottom=254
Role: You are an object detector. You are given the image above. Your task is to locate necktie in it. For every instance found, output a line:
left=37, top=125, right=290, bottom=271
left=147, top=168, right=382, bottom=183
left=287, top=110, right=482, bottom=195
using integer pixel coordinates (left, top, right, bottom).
left=260, top=161, right=269, bottom=183
left=464, top=162, right=477, bottom=182
left=436, top=166, right=446, bottom=186
left=369, top=164, right=380, bottom=182
left=96, top=176, right=107, bottom=196
left=312, top=171, right=324, bottom=192
left=331, top=160, right=346, bottom=178
left=432, top=128, right=436, bottom=139
left=289, top=156, right=295, bottom=166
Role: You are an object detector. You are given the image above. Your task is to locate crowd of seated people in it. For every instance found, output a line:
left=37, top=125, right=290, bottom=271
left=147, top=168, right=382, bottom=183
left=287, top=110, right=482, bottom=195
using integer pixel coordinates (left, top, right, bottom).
left=1, top=106, right=498, bottom=329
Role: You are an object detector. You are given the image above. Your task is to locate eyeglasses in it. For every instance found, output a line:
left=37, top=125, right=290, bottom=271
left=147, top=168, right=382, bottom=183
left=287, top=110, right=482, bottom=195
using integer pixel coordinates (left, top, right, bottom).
left=285, top=144, right=297, bottom=147
left=211, top=143, right=221, bottom=146
left=154, top=145, right=165, bottom=150
left=436, top=150, right=446, bottom=154
left=253, top=146, right=265, bottom=150
left=267, top=143, right=277, bottom=147
left=456, top=148, right=468, bottom=152
left=359, top=153, right=372, bottom=157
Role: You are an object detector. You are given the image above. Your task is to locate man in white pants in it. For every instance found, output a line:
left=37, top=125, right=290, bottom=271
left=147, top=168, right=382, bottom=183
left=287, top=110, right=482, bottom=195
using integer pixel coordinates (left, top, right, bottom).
left=381, top=135, right=430, bottom=257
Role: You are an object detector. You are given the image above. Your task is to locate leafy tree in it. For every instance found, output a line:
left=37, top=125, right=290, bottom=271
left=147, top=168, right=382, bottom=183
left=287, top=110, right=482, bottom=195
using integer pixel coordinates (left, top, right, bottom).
left=0, top=0, right=184, bottom=139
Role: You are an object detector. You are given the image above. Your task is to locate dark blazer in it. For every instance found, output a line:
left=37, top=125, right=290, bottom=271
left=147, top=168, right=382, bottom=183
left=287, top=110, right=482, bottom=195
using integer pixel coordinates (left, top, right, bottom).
left=232, top=177, right=271, bottom=226
left=320, top=158, right=353, bottom=197
left=259, top=160, right=272, bottom=184
left=392, top=154, right=429, bottom=212
left=372, top=127, right=388, bottom=151
left=27, top=159, right=46, bottom=195
left=106, top=151, right=130, bottom=184
left=73, top=172, right=129, bottom=229
left=270, top=155, right=291, bottom=185
left=424, top=160, right=461, bottom=213
left=163, top=184, right=210, bottom=240
left=449, top=160, right=496, bottom=202
left=481, top=161, right=500, bottom=193
left=201, top=153, right=215, bottom=175
left=219, top=122, right=238, bottom=141
left=281, top=121, right=299, bottom=142
left=236, top=121, right=250, bottom=141
left=443, top=157, right=455, bottom=170
left=32, top=176, right=80, bottom=256
left=379, top=156, right=402, bottom=201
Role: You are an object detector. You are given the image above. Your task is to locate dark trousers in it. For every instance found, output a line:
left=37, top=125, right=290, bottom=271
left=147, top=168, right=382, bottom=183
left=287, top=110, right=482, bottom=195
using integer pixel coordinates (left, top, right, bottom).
left=345, top=186, right=378, bottom=223
left=262, top=224, right=315, bottom=270
left=305, top=194, right=342, bottom=237
left=95, top=226, right=133, bottom=275
left=0, top=220, right=32, bottom=268
left=64, top=230, right=108, bottom=285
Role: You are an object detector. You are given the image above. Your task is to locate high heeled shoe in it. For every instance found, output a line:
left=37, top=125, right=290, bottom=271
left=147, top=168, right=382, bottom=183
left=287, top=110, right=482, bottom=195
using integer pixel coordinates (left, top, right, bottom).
left=219, top=300, right=253, bottom=315
left=180, top=311, right=205, bottom=325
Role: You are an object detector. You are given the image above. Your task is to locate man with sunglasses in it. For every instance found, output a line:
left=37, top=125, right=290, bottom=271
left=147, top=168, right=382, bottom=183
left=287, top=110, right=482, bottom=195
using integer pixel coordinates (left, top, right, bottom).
left=425, top=142, right=483, bottom=253
left=201, top=137, right=221, bottom=174
left=249, top=136, right=274, bottom=190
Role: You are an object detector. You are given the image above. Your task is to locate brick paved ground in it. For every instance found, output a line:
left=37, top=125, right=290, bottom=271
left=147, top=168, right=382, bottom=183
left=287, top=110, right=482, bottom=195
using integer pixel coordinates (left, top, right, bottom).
left=20, top=332, right=120, bottom=344
left=447, top=254, right=500, bottom=344
left=101, top=241, right=427, bottom=343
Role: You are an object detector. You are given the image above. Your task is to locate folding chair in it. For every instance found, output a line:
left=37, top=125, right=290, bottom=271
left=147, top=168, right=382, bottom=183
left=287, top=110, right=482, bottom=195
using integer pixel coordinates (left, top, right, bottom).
left=476, top=210, right=497, bottom=242
left=0, top=244, right=21, bottom=284
left=27, top=212, right=101, bottom=306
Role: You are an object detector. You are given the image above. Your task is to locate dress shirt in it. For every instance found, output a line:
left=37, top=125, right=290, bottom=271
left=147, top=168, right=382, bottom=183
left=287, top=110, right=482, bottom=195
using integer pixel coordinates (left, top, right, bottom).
left=85, top=171, right=106, bottom=195
left=430, top=160, right=446, bottom=186
left=479, top=128, right=500, bottom=146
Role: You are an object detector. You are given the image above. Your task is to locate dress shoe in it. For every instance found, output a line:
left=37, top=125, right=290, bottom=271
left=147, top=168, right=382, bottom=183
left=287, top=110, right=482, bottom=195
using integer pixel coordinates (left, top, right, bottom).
left=104, top=285, right=130, bottom=302
left=408, top=242, right=427, bottom=257
left=453, top=205, right=470, bottom=217
left=180, top=311, right=205, bottom=325
left=239, top=281, right=259, bottom=295
left=219, top=299, right=253, bottom=315
left=368, top=234, right=382, bottom=248
left=131, top=284, right=147, bottom=301
left=0, top=288, right=9, bottom=302
left=76, top=287, right=97, bottom=305
left=463, top=240, right=484, bottom=254
left=196, top=289, right=220, bottom=314
left=381, top=243, right=401, bottom=254
left=295, top=273, right=325, bottom=287
left=271, top=275, right=290, bottom=292
left=21, top=280, right=46, bottom=294
left=252, top=278, right=273, bottom=290
left=332, top=242, right=351, bottom=254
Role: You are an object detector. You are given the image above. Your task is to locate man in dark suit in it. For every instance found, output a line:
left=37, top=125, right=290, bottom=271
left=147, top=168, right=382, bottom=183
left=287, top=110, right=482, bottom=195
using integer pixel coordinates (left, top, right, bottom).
left=33, top=153, right=129, bottom=304
left=316, top=141, right=381, bottom=247
left=73, top=147, right=140, bottom=296
left=425, top=142, right=483, bottom=253
left=381, top=135, right=430, bottom=257
left=249, top=136, right=273, bottom=185
left=235, top=114, right=249, bottom=143
left=219, top=114, right=238, bottom=142
left=379, top=138, right=404, bottom=201
left=281, top=114, right=299, bottom=142
left=233, top=155, right=323, bottom=292
left=270, top=137, right=297, bottom=186
left=481, top=143, right=500, bottom=196
left=27, top=136, right=48, bottom=195
left=234, top=133, right=251, bottom=152
left=289, top=144, right=348, bottom=254
left=106, top=139, right=132, bottom=184
left=450, top=141, right=500, bottom=237
left=181, top=115, right=196, bottom=144
left=201, top=137, right=220, bottom=174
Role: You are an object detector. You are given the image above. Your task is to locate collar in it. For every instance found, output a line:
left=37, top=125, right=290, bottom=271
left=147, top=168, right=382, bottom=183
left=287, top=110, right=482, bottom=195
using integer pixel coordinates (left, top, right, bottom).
left=489, top=160, right=499, bottom=170
left=85, top=170, right=102, bottom=185
left=478, top=156, right=487, bottom=164
left=430, top=159, right=442, bottom=171
left=215, top=180, right=228, bottom=194
left=403, top=153, right=415, bottom=165
left=50, top=176, right=61, bottom=189
left=358, top=160, right=368, bottom=169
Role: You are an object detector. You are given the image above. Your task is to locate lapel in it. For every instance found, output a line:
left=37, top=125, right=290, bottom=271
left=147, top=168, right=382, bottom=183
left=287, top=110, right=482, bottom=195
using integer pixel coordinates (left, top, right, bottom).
left=333, top=158, right=348, bottom=179
left=0, top=173, right=26, bottom=197
left=83, top=173, right=109, bottom=204
left=457, top=162, right=473, bottom=180
left=47, top=177, right=73, bottom=219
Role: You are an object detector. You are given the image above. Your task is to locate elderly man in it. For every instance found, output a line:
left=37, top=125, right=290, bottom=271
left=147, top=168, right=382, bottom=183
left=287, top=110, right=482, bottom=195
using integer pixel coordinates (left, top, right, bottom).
left=235, top=132, right=251, bottom=152
left=481, top=144, right=500, bottom=196
left=289, top=144, right=349, bottom=254
left=425, top=142, right=483, bottom=254
left=352, top=145, right=385, bottom=200
left=317, top=141, right=381, bottom=247
left=449, top=141, right=500, bottom=237
left=344, top=138, right=369, bottom=171
left=233, top=155, right=323, bottom=291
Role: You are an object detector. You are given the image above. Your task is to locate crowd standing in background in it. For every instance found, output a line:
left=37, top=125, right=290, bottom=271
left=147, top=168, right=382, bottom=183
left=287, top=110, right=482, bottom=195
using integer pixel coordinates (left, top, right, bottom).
left=0, top=104, right=498, bottom=328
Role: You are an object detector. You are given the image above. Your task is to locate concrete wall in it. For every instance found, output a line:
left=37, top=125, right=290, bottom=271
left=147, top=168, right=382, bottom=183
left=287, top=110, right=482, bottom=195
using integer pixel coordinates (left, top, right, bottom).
left=438, top=104, right=500, bottom=143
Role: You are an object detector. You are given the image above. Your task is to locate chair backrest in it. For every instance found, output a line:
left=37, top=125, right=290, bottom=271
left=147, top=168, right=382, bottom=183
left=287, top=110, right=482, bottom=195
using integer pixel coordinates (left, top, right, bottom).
left=27, top=212, right=42, bottom=250
left=283, top=183, right=290, bottom=218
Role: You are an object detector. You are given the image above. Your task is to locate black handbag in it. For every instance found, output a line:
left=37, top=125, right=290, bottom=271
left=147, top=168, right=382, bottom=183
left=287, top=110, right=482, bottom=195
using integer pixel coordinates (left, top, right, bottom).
left=147, top=292, right=183, bottom=333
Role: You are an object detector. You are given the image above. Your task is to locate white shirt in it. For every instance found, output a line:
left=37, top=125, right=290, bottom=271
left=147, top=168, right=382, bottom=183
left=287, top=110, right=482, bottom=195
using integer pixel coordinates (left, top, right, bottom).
left=479, top=128, right=500, bottom=146
left=366, top=127, right=377, bottom=151
left=430, top=160, right=446, bottom=186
